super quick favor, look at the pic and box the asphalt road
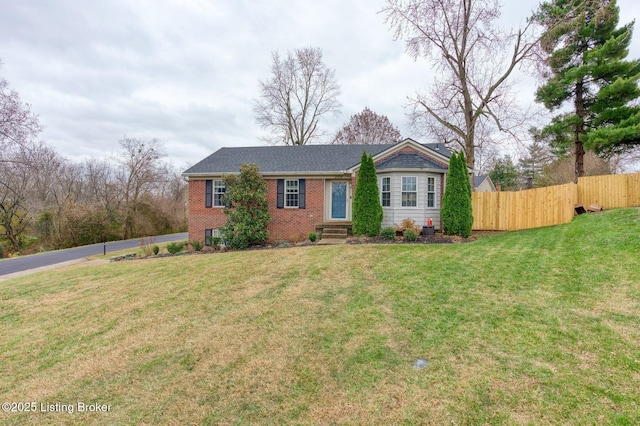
[0,233,188,277]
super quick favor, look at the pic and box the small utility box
[422,226,435,236]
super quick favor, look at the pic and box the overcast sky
[1,0,639,170]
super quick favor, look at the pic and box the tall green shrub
[441,152,473,238]
[352,152,383,237]
[221,163,270,249]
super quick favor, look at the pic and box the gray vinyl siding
[379,172,442,230]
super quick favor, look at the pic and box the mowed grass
[1,209,639,425]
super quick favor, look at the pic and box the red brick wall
[265,178,325,241]
[188,179,227,243]
[187,177,326,243]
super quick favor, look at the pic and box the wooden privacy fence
[578,173,640,209]
[472,172,640,231]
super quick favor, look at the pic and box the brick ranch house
[182,138,463,243]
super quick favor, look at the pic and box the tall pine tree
[518,138,554,187]
[534,0,640,181]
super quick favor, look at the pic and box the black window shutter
[205,229,212,246]
[277,179,284,209]
[205,180,212,208]
[299,179,306,209]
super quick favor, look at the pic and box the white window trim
[213,180,226,207]
[285,179,299,208]
[401,176,418,208]
[426,177,435,208]
[205,228,222,246]
[380,176,391,208]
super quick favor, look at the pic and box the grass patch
[1,209,639,424]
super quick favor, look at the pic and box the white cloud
[0,0,638,168]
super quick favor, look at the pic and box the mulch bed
[346,234,476,245]
[112,232,493,262]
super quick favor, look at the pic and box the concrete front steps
[315,222,352,244]
[322,227,348,239]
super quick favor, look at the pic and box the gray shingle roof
[474,175,488,187]
[376,152,447,170]
[183,141,452,175]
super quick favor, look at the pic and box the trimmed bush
[352,152,383,237]
[166,242,185,254]
[152,245,160,255]
[403,228,418,242]
[380,227,396,240]
[191,240,204,252]
[309,232,317,242]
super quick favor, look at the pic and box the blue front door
[331,182,347,219]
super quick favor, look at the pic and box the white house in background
[474,175,497,192]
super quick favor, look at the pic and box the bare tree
[115,137,167,239]
[332,107,402,145]
[382,0,540,169]
[254,47,341,145]
[539,152,612,187]
[85,157,121,212]
[0,141,55,250]
[0,69,42,157]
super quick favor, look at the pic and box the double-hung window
[381,177,391,207]
[213,180,226,207]
[205,229,221,246]
[285,179,299,208]
[401,177,417,207]
[427,177,435,208]
[277,179,306,209]
[205,179,225,208]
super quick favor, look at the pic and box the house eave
[376,168,447,174]
[182,171,351,179]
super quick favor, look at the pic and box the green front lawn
[1,208,639,424]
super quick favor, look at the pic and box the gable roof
[182,139,452,176]
[474,174,497,191]
[474,175,489,187]
[376,152,447,171]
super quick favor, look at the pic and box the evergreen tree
[352,152,383,236]
[534,0,640,181]
[518,137,554,188]
[489,155,521,191]
[441,152,473,238]
[220,163,270,249]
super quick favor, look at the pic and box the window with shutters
[206,180,226,208]
[277,179,305,209]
